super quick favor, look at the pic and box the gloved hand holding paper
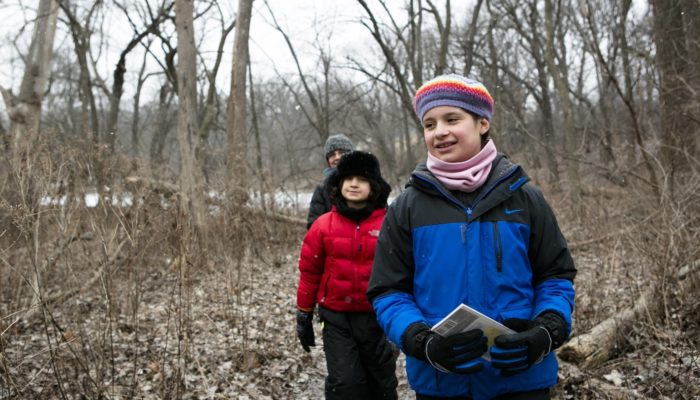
[431,304,515,361]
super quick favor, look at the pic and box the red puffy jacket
[296,207,386,313]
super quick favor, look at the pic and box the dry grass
[1,143,698,399]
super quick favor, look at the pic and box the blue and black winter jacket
[367,155,576,399]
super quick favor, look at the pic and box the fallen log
[557,292,651,369]
[558,261,698,369]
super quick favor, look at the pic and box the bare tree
[543,0,580,195]
[684,0,700,161]
[459,0,485,76]
[195,2,236,177]
[425,0,452,75]
[262,0,336,143]
[149,82,176,171]
[174,0,206,231]
[1,0,59,153]
[651,0,698,189]
[131,39,158,158]
[101,0,175,152]
[574,0,660,192]
[57,0,102,143]
[488,0,561,184]
[0,118,8,152]
[226,0,253,202]
[355,0,423,123]
[354,0,456,173]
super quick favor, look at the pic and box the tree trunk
[544,0,580,196]
[3,0,58,153]
[59,0,101,143]
[618,0,638,165]
[0,118,8,153]
[248,57,268,211]
[226,0,253,204]
[131,45,151,159]
[196,18,236,179]
[519,1,561,184]
[461,0,484,77]
[680,0,700,160]
[651,0,695,188]
[426,0,451,75]
[149,84,174,172]
[174,0,206,232]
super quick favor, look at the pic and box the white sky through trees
[0,0,648,116]
[0,1,470,104]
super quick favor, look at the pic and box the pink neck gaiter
[426,140,497,192]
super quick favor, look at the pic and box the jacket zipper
[320,273,330,304]
[413,165,520,221]
[492,221,503,272]
[353,223,361,303]
[413,167,518,270]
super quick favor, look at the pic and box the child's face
[341,176,371,208]
[327,150,346,168]
[422,106,489,163]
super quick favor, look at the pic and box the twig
[569,209,661,251]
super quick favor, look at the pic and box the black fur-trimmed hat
[328,151,392,208]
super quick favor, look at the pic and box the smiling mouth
[435,142,455,149]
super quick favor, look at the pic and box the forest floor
[1,185,699,399]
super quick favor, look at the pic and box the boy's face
[422,106,489,163]
[341,176,371,208]
[327,150,346,168]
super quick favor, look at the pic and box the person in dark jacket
[367,74,576,400]
[306,134,355,229]
[296,151,398,400]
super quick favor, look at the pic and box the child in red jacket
[295,151,398,400]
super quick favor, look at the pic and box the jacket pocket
[492,222,502,272]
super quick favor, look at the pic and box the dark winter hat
[414,74,494,123]
[328,151,392,207]
[323,134,354,159]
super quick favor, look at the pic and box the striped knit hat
[414,74,494,123]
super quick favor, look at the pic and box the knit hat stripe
[417,90,493,116]
[413,74,494,122]
[416,81,493,105]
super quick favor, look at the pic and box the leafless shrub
[0,136,305,399]
[551,157,700,398]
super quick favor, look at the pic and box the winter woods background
[0,0,698,399]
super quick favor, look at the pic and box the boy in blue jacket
[367,74,576,400]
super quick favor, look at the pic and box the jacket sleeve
[368,197,427,349]
[306,184,328,229]
[296,220,326,311]
[524,185,577,335]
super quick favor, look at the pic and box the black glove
[296,310,315,352]
[490,312,567,376]
[402,323,487,374]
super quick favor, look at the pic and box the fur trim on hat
[327,151,391,208]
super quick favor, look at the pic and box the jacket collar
[408,154,529,221]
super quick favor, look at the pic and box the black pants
[319,307,398,400]
[416,388,550,400]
